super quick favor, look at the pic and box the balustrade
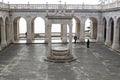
[0,2,120,10]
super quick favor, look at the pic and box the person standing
[87,39,90,48]
[25,32,27,37]
[74,35,77,43]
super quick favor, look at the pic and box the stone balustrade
[0,2,120,10]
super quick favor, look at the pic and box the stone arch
[102,17,107,42]
[87,17,98,40]
[31,16,45,42]
[13,17,27,42]
[5,17,10,44]
[108,17,114,45]
[73,16,80,39]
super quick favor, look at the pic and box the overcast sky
[2,0,99,4]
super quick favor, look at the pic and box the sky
[2,0,100,4]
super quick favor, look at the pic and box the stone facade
[0,3,120,51]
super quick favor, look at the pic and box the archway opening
[103,18,107,42]
[51,24,61,43]
[109,18,114,45]
[72,17,80,42]
[32,17,45,43]
[13,17,27,43]
[84,18,97,42]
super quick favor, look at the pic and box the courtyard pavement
[0,43,120,80]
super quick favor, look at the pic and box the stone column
[80,19,85,42]
[105,20,111,46]
[97,20,104,43]
[112,21,119,50]
[68,23,72,54]
[45,22,49,43]
[47,24,51,57]
[10,19,15,43]
[26,19,32,43]
[31,22,34,40]
[76,22,80,40]
[61,24,67,43]
[1,19,7,48]
[7,21,11,44]
[90,21,94,39]
[61,24,63,40]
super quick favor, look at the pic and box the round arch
[102,17,107,42]
[84,17,98,41]
[31,17,45,43]
[108,17,114,45]
[73,16,81,39]
[89,17,98,39]
[13,17,27,43]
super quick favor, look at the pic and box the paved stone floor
[0,43,120,80]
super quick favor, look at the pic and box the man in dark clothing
[74,35,77,43]
[87,39,90,48]
[25,32,27,37]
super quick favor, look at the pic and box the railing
[9,4,102,10]
[1,2,120,10]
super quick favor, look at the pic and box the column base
[1,41,7,48]
[96,38,104,43]
[0,46,2,51]
[27,39,32,43]
[112,43,120,51]
[105,41,111,46]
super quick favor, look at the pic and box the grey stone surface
[0,43,119,80]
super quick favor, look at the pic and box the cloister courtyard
[0,43,119,80]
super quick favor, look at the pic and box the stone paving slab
[0,43,119,80]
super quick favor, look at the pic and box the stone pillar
[7,20,11,43]
[13,21,19,41]
[90,21,94,39]
[61,24,63,40]
[31,22,34,40]
[45,22,49,43]
[76,22,80,40]
[26,19,32,43]
[1,19,7,48]
[47,24,51,57]
[97,20,104,43]
[80,19,85,42]
[68,23,72,54]
[105,20,111,46]
[16,21,19,40]
[10,19,15,43]
[61,24,67,43]
[112,21,119,50]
